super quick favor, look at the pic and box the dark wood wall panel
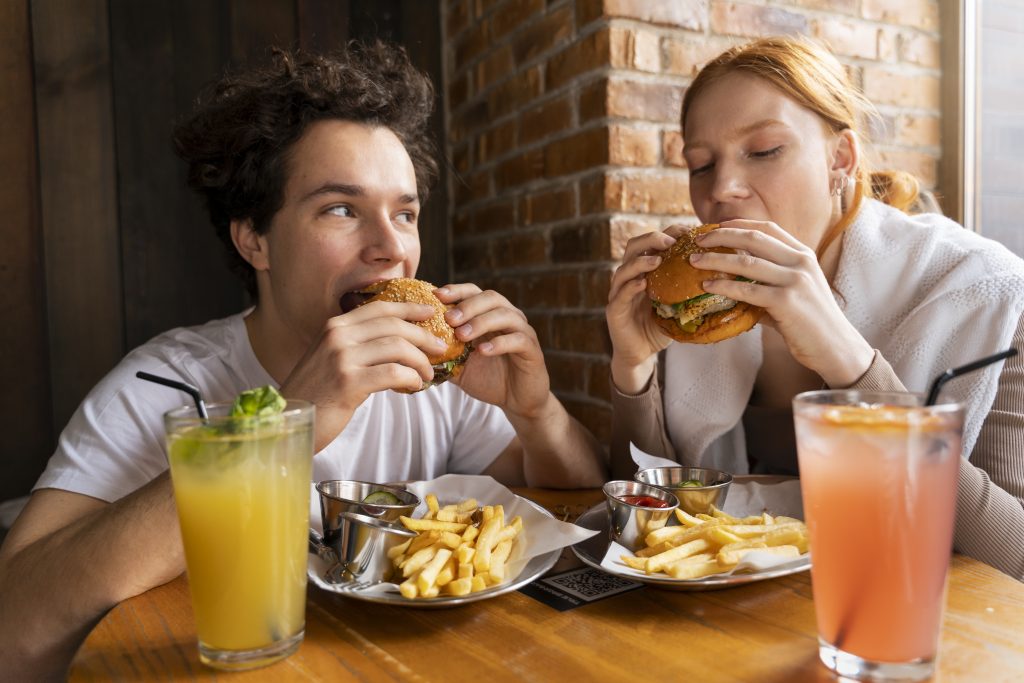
[230,0,299,63]
[110,0,244,351]
[0,1,53,500]
[399,1,450,286]
[297,0,351,52]
[31,0,124,447]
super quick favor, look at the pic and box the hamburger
[340,278,470,391]
[645,224,764,344]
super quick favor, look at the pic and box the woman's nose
[709,163,749,203]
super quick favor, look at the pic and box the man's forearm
[0,475,184,681]
[506,394,607,488]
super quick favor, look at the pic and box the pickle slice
[362,490,402,505]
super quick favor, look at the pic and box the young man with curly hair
[0,42,605,680]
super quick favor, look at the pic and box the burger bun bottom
[653,301,764,344]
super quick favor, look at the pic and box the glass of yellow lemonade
[164,399,314,670]
[793,390,963,682]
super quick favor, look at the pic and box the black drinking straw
[135,371,209,419]
[924,348,1018,406]
[833,346,1017,651]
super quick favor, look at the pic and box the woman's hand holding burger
[607,228,685,394]
[692,219,874,387]
[435,283,552,420]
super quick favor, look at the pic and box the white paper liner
[602,444,809,579]
[309,473,599,594]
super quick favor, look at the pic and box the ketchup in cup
[618,494,670,508]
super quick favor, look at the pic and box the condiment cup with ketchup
[602,480,679,552]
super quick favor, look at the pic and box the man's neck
[243,306,307,385]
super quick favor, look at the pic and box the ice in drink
[793,391,962,681]
[166,400,314,670]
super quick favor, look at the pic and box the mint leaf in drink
[230,386,286,418]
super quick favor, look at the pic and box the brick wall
[442,0,942,444]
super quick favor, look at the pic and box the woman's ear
[230,219,270,271]
[830,128,860,178]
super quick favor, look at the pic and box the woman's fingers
[609,255,660,302]
[621,230,677,262]
[698,220,809,260]
[689,250,794,287]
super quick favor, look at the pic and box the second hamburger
[341,278,470,391]
[645,224,764,344]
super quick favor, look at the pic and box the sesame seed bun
[645,225,764,344]
[359,278,469,391]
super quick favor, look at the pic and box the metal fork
[324,563,378,592]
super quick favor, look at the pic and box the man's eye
[396,211,417,224]
[751,145,783,159]
[688,162,713,177]
[327,205,353,217]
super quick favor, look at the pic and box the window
[943,0,1024,255]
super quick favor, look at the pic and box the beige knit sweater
[610,321,1024,581]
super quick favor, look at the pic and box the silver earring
[831,175,849,197]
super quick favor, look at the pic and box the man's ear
[230,219,269,271]
[830,128,860,178]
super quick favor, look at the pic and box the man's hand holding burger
[435,283,551,417]
[437,283,606,488]
[278,292,449,452]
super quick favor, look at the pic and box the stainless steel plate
[308,496,560,608]
[571,505,810,591]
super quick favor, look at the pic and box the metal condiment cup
[326,511,417,584]
[316,480,420,581]
[634,466,733,515]
[602,480,679,552]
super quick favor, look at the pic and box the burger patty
[654,292,738,326]
[428,345,471,385]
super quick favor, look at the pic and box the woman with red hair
[607,36,1024,580]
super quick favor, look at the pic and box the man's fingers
[452,307,535,344]
[344,336,436,383]
[325,316,449,357]
[331,300,436,326]
[433,282,482,304]
[472,331,535,358]
[445,289,526,330]
[360,363,428,394]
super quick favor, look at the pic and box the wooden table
[69,488,1024,682]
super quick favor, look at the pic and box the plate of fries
[571,476,811,590]
[308,474,598,606]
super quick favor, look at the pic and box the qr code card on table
[518,567,642,611]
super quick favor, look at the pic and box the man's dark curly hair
[173,41,438,299]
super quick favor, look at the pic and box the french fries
[619,505,808,579]
[393,496,524,599]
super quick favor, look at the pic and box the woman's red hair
[681,37,920,258]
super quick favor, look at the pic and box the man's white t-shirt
[35,312,516,503]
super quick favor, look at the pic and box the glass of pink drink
[793,390,963,681]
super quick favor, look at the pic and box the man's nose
[362,214,409,264]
